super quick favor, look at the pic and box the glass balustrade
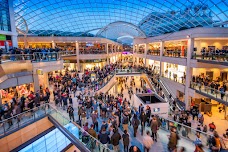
[163,50,187,58]
[0,104,51,137]
[190,82,228,102]
[192,53,228,62]
[49,105,112,152]
[0,104,112,152]
[0,51,76,64]
[79,50,107,54]
[33,52,60,62]
[147,50,160,56]
[0,54,34,63]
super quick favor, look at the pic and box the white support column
[144,43,148,67]
[136,45,139,53]
[76,42,80,72]
[106,43,109,64]
[114,45,117,62]
[8,0,18,48]
[43,72,49,89]
[51,41,56,49]
[159,41,164,75]
[33,74,40,92]
[184,38,194,110]
[111,44,115,53]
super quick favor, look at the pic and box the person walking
[80,106,87,126]
[110,128,121,152]
[98,128,110,151]
[88,124,97,138]
[122,112,129,132]
[151,117,158,142]
[143,131,154,152]
[132,114,140,137]
[122,130,130,152]
[91,110,98,132]
[168,127,179,152]
[67,105,75,122]
[140,111,147,135]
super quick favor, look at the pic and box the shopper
[151,117,158,142]
[122,130,130,152]
[132,114,140,137]
[143,131,154,152]
[168,127,179,152]
[67,105,75,122]
[88,124,97,138]
[122,112,129,132]
[91,110,98,132]
[110,128,121,152]
[140,111,147,132]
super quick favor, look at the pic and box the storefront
[80,59,107,71]
[147,59,160,74]
[164,40,187,57]
[0,34,12,50]
[191,97,228,120]
[0,83,34,104]
[163,63,186,83]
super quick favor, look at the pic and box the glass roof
[13,0,228,43]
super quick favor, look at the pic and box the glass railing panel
[79,50,107,54]
[48,106,112,152]
[33,52,60,62]
[1,54,34,63]
[192,53,228,62]
[0,104,49,137]
[147,50,160,56]
[163,51,187,58]
[159,118,210,148]
[190,82,228,102]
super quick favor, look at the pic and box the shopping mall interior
[0,0,228,152]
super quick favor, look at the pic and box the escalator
[159,77,185,111]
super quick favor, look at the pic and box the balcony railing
[135,50,145,54]
[192,53,228,62]
[0,52,62,64]
[190,81,228,102]
[163,50,187,58]
[79,50,106,54]
[147,50,160,56]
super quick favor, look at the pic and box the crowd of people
[192,74,227,100]
[1,60,228,152]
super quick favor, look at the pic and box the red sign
[0,41,4,46]
[7,40,12,46]
[0,40,12,46]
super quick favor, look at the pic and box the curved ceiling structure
[13,0,227,43]
[96,21,146,44]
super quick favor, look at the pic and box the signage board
[0,35,6,40]
[37,69,43,75]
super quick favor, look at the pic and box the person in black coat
[122,130,130,152]
[140,111,147,135]
[111,128,121,151]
